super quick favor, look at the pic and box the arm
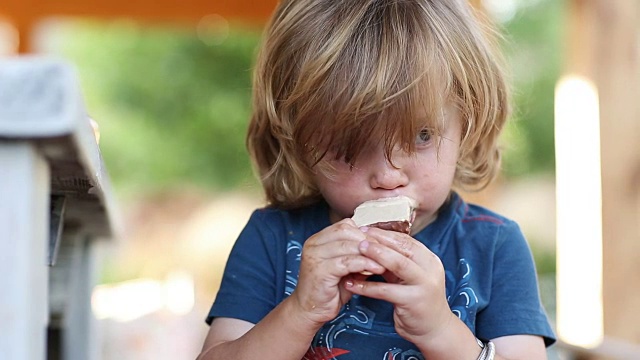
[198,299,320,360]
[198,219,386,360]
[400,312,547,359]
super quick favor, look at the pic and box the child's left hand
[344,226,455,347]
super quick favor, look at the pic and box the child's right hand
[290,219,385,327]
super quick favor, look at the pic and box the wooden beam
[564,0,640,353]
[1,0,278,53]
[2,0,278,22]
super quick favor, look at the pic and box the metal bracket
[48,195,66,266]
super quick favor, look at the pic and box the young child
[198,0,555,359]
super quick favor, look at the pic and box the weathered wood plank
[0,56,121,239]
[0,142,51,359]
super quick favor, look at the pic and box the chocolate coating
[370,220,411,234]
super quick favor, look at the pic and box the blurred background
[1,0,638,359]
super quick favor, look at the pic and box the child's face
[313,102,462,234]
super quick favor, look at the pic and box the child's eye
[415,128,432,145]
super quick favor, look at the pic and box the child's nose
[368,150,410,190]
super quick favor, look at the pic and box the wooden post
[562,0,640,356]
[14,19,32,54]
[0,143,51,360]
[593,0,640,346]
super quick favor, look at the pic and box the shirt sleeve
[206,209,284,325]
[475,220,556,346]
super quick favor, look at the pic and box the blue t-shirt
[207,192,556,358]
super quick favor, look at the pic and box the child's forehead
[412,100,452,123]
[308,93,453,151]
[364,81,454,124]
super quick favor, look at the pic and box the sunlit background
[4,0,637,359]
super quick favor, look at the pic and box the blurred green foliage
[59,20,262,196]
[58,0,562,196]
[500,0,564,177]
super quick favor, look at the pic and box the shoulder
[248,206,289,230]
[244,201,329,241]
[452,193,513,227]
[449,194,537,273]
[442,193,526,255]
[453,193,522,237]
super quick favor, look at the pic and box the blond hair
[247,0,510,208]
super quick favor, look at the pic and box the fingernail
[345,279,354,288]
[359,226,369,233]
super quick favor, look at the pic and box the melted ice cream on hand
[352,196,417,234]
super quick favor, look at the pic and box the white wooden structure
[0,57,119,360]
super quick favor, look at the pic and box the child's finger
[325,254,386,276]
[307,239,367,259]
[357,240,426,284]
[308,219,367,246]
[341,271,375,286]
[362,227,436,272]
[343,277,405,304]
